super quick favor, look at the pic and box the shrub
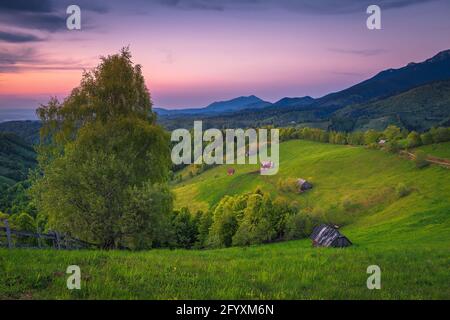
[233,193,277,246]
[195,210,213,248]
[277,178,299,193]
[384,140,400,153]
[406,131,422,148]
[171,207,199,249]
[207,196,239,248]
[284,212,313,240]
[420,132,433,145]
[414,150,429,169]
[395,183,411,198]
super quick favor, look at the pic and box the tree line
[279,125,450,151]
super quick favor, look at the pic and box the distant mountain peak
[426,49,450,63]
[274,96,315,108]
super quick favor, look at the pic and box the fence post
[54,231,61,250]
[36,227,42,249]
[4,219,13,249]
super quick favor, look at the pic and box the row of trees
[280,125,450,150]
[170,189,323,249]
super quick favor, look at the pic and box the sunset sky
[0,0,449,110]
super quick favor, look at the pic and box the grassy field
[416,142,450,159]
[1,140,449,299]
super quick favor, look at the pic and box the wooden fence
[400,151,450,169]
[0,219,97,250]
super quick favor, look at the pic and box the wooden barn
[310,224,352,248]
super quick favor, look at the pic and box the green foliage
[10,212,35,232]
[414,150,429,169]
[233,193,277,246]
[429,127,450,143]
[383,125,402,141]
[364,129,381,145]
[196,210,213,248]
[284,212,314,240]
[0,180,36,216]
[277,178,299,193]
[384,140,400,153]
[203,190,301,248]
[171,207,199,249]
[406,131,422,148]
[207,196,239,248]
[0,121,41,145]
[31,49,172,249]
[420,131,433,145]
[0,133,36,188]
[121,183,174,250]
[395,183,411,198]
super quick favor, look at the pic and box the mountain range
[157,49,450,131]
[1,49,450,135]
[154,95,272,116]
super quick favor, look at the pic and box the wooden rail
[400,151,450,169]
[0,219,97,250]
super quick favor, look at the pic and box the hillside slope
[335,80,450,131]
[313,49,450,109]
[173,140,450,244]
[0,133,36,187]
[0,121,41,145]
[1,140,448,299]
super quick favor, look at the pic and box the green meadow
[417,142,450,159]
[1,140,449,299]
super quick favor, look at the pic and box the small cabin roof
[310,224,352,247]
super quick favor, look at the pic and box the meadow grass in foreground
[1,140,448,300]
[0,240,448,300]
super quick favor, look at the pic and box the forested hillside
[0,133,36,187]
[0,121,41,145]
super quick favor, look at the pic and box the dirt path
[400,151,450,168]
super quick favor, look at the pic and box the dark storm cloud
[0,0,53,13]
[157,0,437,13]
[0,0,108,32]
[0,30,44,43]
[0,13,67,32]
[0,47,89,73]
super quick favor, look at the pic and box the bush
[384,140,400,153]
[406,131,422,148]
[420,132,433,145]
[171,207,198,249]
[284,212,313,240]
[395,183,411,198]
[277,178,299,193]
[207,196,239,248]
[414,150,429,169]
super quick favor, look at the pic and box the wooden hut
[310,224,352,248]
